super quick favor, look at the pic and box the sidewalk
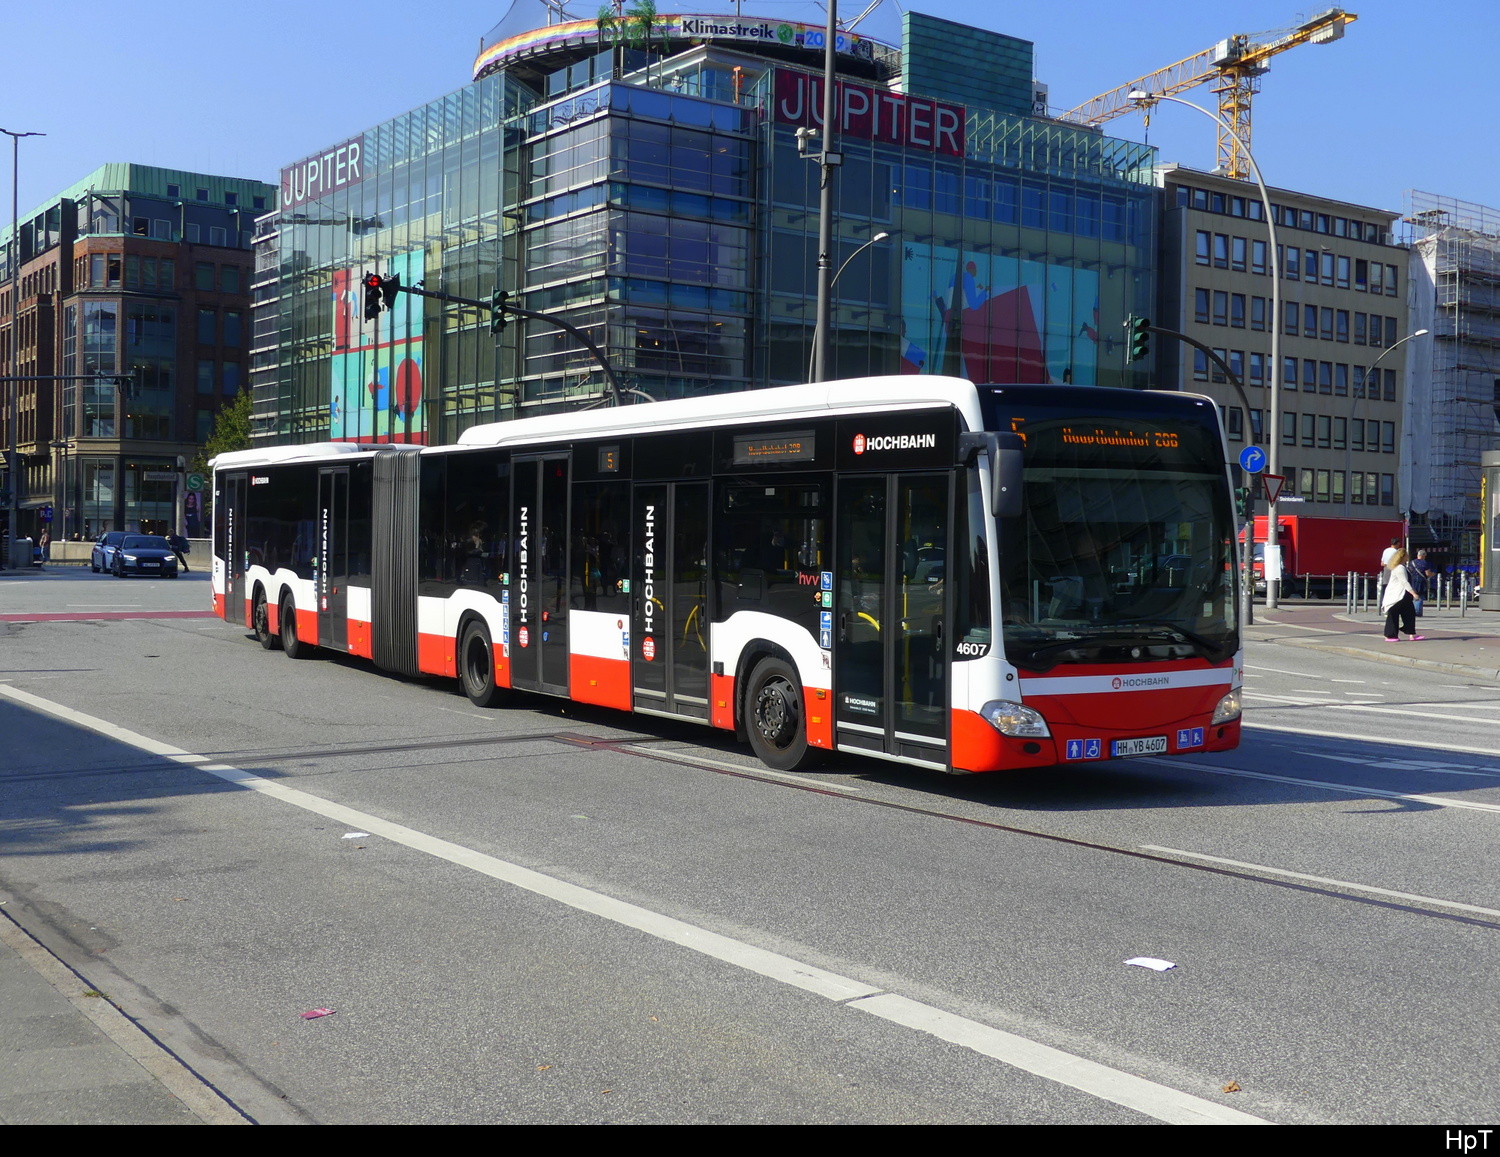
[1244,600,1500,681]
[0,909,245,1125]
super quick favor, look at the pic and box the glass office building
[251,3,1157,447]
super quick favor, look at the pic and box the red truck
[1241,514,1405,596]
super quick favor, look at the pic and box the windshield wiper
[1112,620,1228,656]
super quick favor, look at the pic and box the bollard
[1462,577,1469,617]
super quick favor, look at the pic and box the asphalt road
[2,570,1498,1124]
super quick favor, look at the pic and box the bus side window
[714,481,824,623]
[954,466,992,647]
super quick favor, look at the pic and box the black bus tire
[280,596,314,659]
[744,656,823,772]
[459,620,509,708]
[254,589,280,650]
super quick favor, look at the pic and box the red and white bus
[211,377,1242,773]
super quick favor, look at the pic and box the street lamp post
[2,127,44,568]
[1345,327,1427,522]
[48,438,68,543]
[1128,93,1284,606]
[810,0,839,383]
[809,230,890,381]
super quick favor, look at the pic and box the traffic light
[380,273,402,312]
[1127,314,1151,363]
[363,273,383,321]
[1234,485,1253,522]
[491,289,510,335]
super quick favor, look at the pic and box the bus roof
[211,442,376,471]
[454,376,982,450]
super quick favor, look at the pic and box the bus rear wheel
[281,596,315,659]
[254,590,280,650]
[459,620,508,708]
[745,657,821,772]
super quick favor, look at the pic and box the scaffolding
[1404,190,1500,561]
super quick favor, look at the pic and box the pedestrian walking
[38,528,50,563]
[1377,536,1400,601]
[1381,548,1424,641]
[167,532,191,573]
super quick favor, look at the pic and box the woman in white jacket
[1381,549,1425,641]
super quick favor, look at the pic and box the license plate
[1112,736,1168,757]
[143,560,159,567]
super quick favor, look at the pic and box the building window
[1231,236,1247,271]
[221,265,241,294]
[1300,467,1316,497]
[1383,368,1397,402]
[1283,410,1297,446]
[1382,421,1396,453]
[1381,474,1395,506]
[1304,304,1317,338]
[1212,290,1228,326]
[1303,359,1317,390]
[1320,307,1334,341]
[1319,361,1333,394]
[1301,412,1315,447]
[1194,288,1211,324]
[1229,349,1245,384]
[185,223,200,243]
[252,196,266,211]
[1386,265,1398,296]
[1354,258,1368,291]
[1316,414,1331,448]
[1211,348,1227,383]
[197,308,215,344]
[197,409,214,441]
[1283,356,1298,389]
[196,188,210,202]
[1335,364,1349,396]
[1315,469,1330,502]
[1321,252,1335,285]
[1249,409,1264,440]
[195,261,214,291]
[1230,294,1246,328]
[1227,407,1244,441]
[1213,233,1229,268]
[1351,471,1364,504]
[1334,417,1347,449]
[1351,421,1365,452]
[1193,348,1208,381]
[1284,301,1298,336]
[1251,296,1266,331]
[223,311,242,346]
[1370,262,1384,295]
[1251,239,1267,274]
[1285,246,1300,280]
[225,192,238,207]
[1354,313,1366,344]
[1336,310,1349,343]
[132,217,150,236]
[222,362,240,395]
[197,360,214,394]
[1337,255,1350,289]
[166,183,180,198]
[209,226,227,247]
[1249,351,1265,386]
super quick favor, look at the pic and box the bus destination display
[733,430,816,466]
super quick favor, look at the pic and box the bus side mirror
[959,432,1025,519]
[992,433,1024,519]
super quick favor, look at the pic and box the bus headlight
[980,700,1051,738]
[1211,689,1242,724]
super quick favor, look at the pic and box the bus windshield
[982,389,1238,671]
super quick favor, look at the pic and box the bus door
[222,472,247,625]
[631,481,710,719]
[511,454,571,695]
[834,473,953,768]
[317,467,350,651]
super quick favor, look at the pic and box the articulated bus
[211,377,1242,773]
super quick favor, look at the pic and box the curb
[0,908,250,1125]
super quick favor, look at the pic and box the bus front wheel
[459,620,508,708]
[745,657,821,772]
[254,590,280,651]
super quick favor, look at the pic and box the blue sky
[2,0,1493,222]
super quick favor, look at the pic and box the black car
[108,534,180,579]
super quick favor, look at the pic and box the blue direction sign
[1238,445,1268,474]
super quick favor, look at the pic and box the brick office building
[0,163,276,541]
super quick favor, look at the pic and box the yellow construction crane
[1060,9,1358,180]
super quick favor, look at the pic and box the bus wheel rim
[756,678,796,747]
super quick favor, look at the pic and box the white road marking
[1329,679,1367,684]
[0,683,1264,1126]
[1143,756,1500,814]
[1245,720,1500,759]
[1245,695,1500,726]
[1139,846,1500,921]
[628,745,863,794]
[1244,663,1324,677]
[1294,751,1500,778]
